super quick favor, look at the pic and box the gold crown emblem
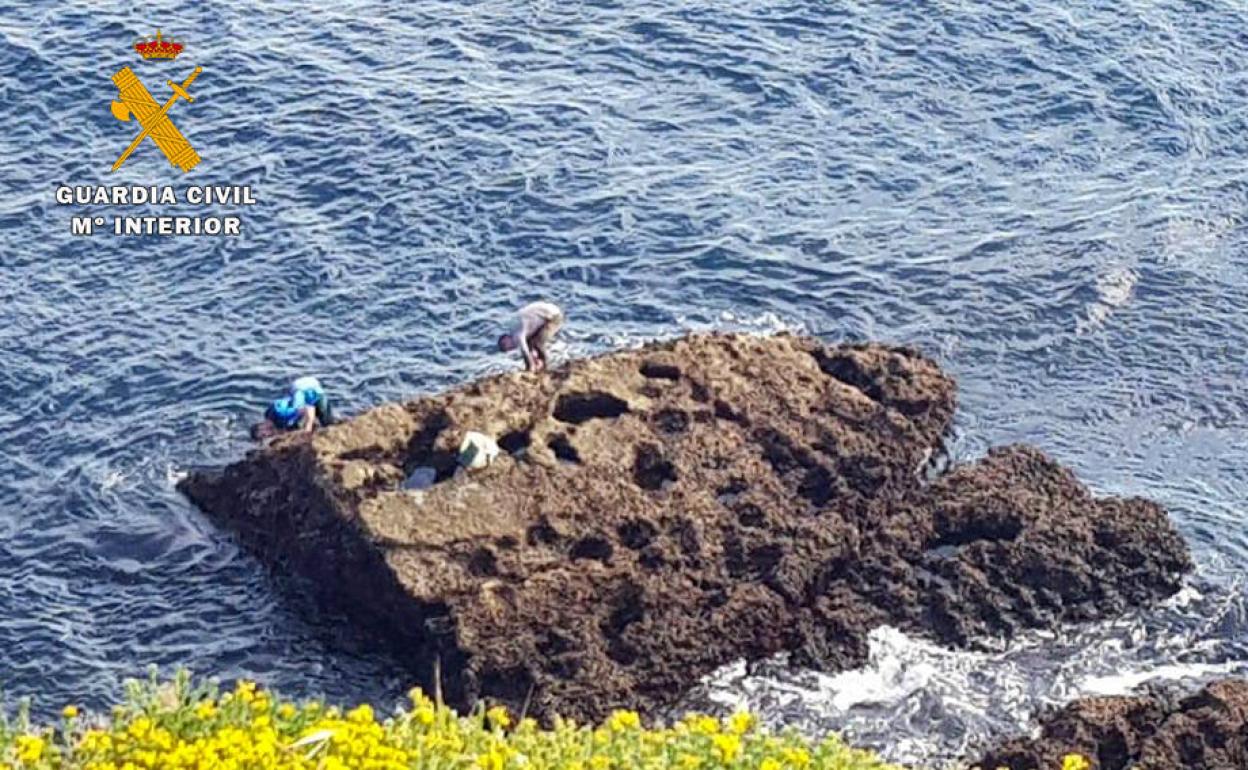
[134,29,184,60]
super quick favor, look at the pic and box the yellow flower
[1063,755,1091,770]
[712,733,741,762]
[234,679,257,703]
[409,687,433,708]
[128,716,153,738]
[0,673,902,770]
[685,715,720,735]
[347,703,375,724]
[607,710,641,732]
[486,705,511,729]
[78,728,113,752]
[726,711,753,735]
[477,747,507,770]
[15,735,45,763]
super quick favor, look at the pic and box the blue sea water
[2,0,1247,764]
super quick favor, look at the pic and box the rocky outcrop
[179,333,1191,721]
[975,678,1248,769]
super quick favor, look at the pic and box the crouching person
[498,300,564,372]
[250,376,333,440]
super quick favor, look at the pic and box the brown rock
[178,332,1191,721]
[975,679,1248,770]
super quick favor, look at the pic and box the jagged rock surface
[179,333,1191,721]
[975,679,1248,769]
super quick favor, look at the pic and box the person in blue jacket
[250,376,333,440]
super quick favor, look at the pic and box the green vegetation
[0,670,902,769]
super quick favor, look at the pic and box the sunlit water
[2,0,1247,765]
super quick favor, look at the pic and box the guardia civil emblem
[110,30,202,173]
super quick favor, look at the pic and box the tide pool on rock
[178,333,1192,723]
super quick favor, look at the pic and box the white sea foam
[1080,661,1245,696]
[680,578,1248,768]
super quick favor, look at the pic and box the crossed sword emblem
[110,66,203,173]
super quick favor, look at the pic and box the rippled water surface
[2,0,1247,764]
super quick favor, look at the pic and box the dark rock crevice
[553,392,630,424]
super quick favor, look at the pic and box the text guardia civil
[55,185,255,236]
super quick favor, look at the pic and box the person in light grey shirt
[498,301,564,372]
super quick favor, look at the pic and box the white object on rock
[458,431,500,471]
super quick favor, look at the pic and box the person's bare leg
[534,338,550,369]
[530,314,562,371]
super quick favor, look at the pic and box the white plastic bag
[458,431,500,471]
